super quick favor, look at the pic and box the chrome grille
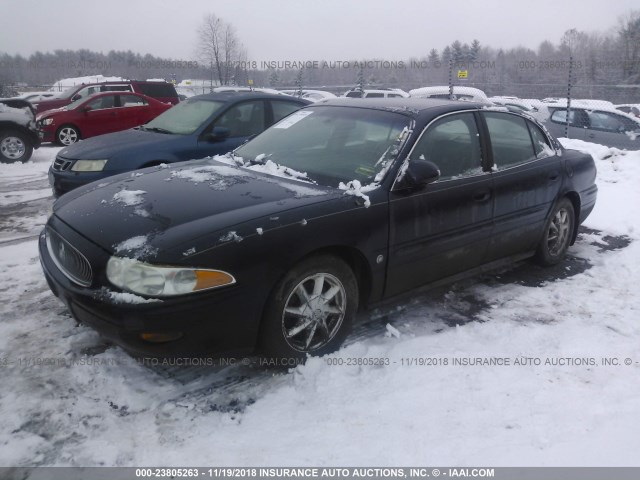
[46,228,92,287]
[52,157,73,171]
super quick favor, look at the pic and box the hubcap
[547,207,571,256]
[282,273,346,352]
[58,128,78,145]
[0,136,26,160]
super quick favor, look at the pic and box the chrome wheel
[547,207,571,256]
[282,273,346,352]
[57,126,79,145]
[0,136,26,160]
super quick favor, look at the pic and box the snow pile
[111,189,146,207]
[0,103,33,126]
[219,231,243,243]
[106,290,161,305]
[112,235,157,259]
[48,75,125,91]
[338,180,376,207]
[113,235,149,253]
[169,165,249,190]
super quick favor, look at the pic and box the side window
[214,101,265,137]
[271,101,302,124]
[87,95,116,110]
[411,112,483,180]
[120,94,148,107]
[550,108,589,128]
[484,112,536,169]
[76,86,101,100]
[102,85,132,93]
[364,92,384,98]
[587,111,636,133]
[550,109,570,124]
[527,122,553,158]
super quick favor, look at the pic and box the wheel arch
[259,244,373,322]
[563,191,581,245]
[302,245,373,307]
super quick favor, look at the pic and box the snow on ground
[0,141,639,467]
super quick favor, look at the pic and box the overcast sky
[1,0,637,61]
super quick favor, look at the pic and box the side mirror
[394,158,440,191]
[81,105,93,113]
[206,126,231,143]
[72,94,81,101]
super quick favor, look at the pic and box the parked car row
[48,92,310,195]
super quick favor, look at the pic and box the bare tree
[618,10,640,81]
[197,13,247,87]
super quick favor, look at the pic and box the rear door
[116,94,151,128]
[481,111,562,262]
[386,111,494,296]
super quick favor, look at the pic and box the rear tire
[260,255,358,361]
[534,198,575,266]
[0,130,33,163]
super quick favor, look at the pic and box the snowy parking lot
[1,141,639,466]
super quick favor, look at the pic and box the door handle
[587,133,595,138]
[473,191,491,202]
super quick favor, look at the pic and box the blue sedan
[48,92,309,196]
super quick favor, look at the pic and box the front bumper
[38,126,56,143]
[38,222,264,358]
[48,166,113,197]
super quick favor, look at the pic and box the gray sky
[0,0,637,61]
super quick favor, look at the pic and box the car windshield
[233,106,411,186]
[144,98,225,135]
[56,86,80,100]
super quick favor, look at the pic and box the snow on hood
[0,103,33,126]
[52,157,337,260]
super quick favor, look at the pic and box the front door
[386,111,494,297]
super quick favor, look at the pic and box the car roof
[312,97,485,117]
[188,91,311,103]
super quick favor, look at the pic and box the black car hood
[57,129,182,159]
[53,158,339,258]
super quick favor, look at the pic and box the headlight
[41,118,54,126]
[106,256,236,297]
[71,159,108,172]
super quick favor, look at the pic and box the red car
[37,92,173,145]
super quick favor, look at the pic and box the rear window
[135,83,178,99]
[484,112,536,169]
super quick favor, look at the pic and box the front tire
[0,130,33,163]
[260,255,358,360]
[56,125,80,145]
[534,198,575,266]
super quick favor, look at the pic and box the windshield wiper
[141,126,173,134]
